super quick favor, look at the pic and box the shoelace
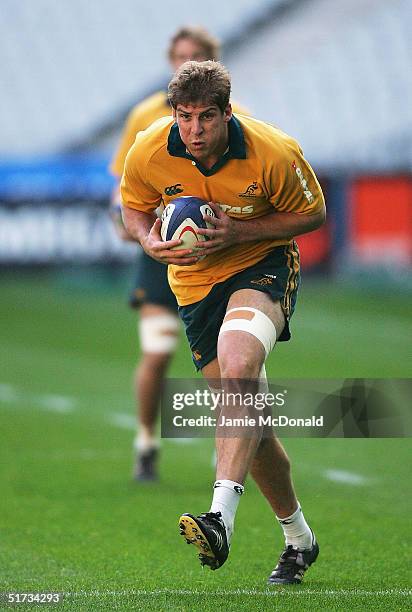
[199,511,222,524]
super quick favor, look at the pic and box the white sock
[276,503,313,549]
[134,431,159,453]
[210,480,244,544]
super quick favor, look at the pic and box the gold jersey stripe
[283,241,300,317]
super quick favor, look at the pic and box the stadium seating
[0,0,410,171]
[0,0,285,156]
[229,0,412,171]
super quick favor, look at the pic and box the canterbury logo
[164,183,183,196]
[214,482,244,495]
[279,508,300,525]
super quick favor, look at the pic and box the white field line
[65,588,411,597]
[0,382,76,413]
[107,412,136,430]
[0,383,19,402]
[0,383,196,444]
[35,394,76,413]
[323,469,373,485]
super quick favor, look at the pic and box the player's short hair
[168,61,231,112]
[168,26,221,61]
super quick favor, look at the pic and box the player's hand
[142,218,201,266]
[196,201,240,254]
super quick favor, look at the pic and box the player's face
[173,103,232,167]
[170,39,209,71]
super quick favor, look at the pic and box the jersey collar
[167,115,246,177]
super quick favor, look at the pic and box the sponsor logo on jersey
[219,203,254,215]
[239,181,259,198]
[164,183,183,196]
[292,161,314,203]
[192,350,202,361]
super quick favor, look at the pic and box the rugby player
[121,61,325,584]
[110,27,247,481]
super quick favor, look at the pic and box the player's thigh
[202,357,221,381]
[226,289,285,335]
[202,291,285,377]
[217,290,284,374]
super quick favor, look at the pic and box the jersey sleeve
[268,138,325,215]
[120,140,163,213]
[231,100,252,117]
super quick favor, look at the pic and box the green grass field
[1,271,411,611]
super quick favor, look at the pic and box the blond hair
[168,26,221,61]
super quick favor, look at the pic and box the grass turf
[0,271,411,610]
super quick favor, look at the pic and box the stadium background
[1,0,411,610]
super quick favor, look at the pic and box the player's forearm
[234,207,326,242]
[122,206,157,245]
[109,186,136,242]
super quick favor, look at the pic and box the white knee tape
[139,314,179,354]
[218,307,277,358]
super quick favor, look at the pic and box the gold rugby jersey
[121,114,325,306]
[110,91,250,177]
[110,91,170,177]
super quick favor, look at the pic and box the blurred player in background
[110,26,248,481]
[121,61,325,584]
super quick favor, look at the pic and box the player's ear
[223,104,232,123]
[172,107,177,120]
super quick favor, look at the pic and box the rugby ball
[160,196,215,251]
